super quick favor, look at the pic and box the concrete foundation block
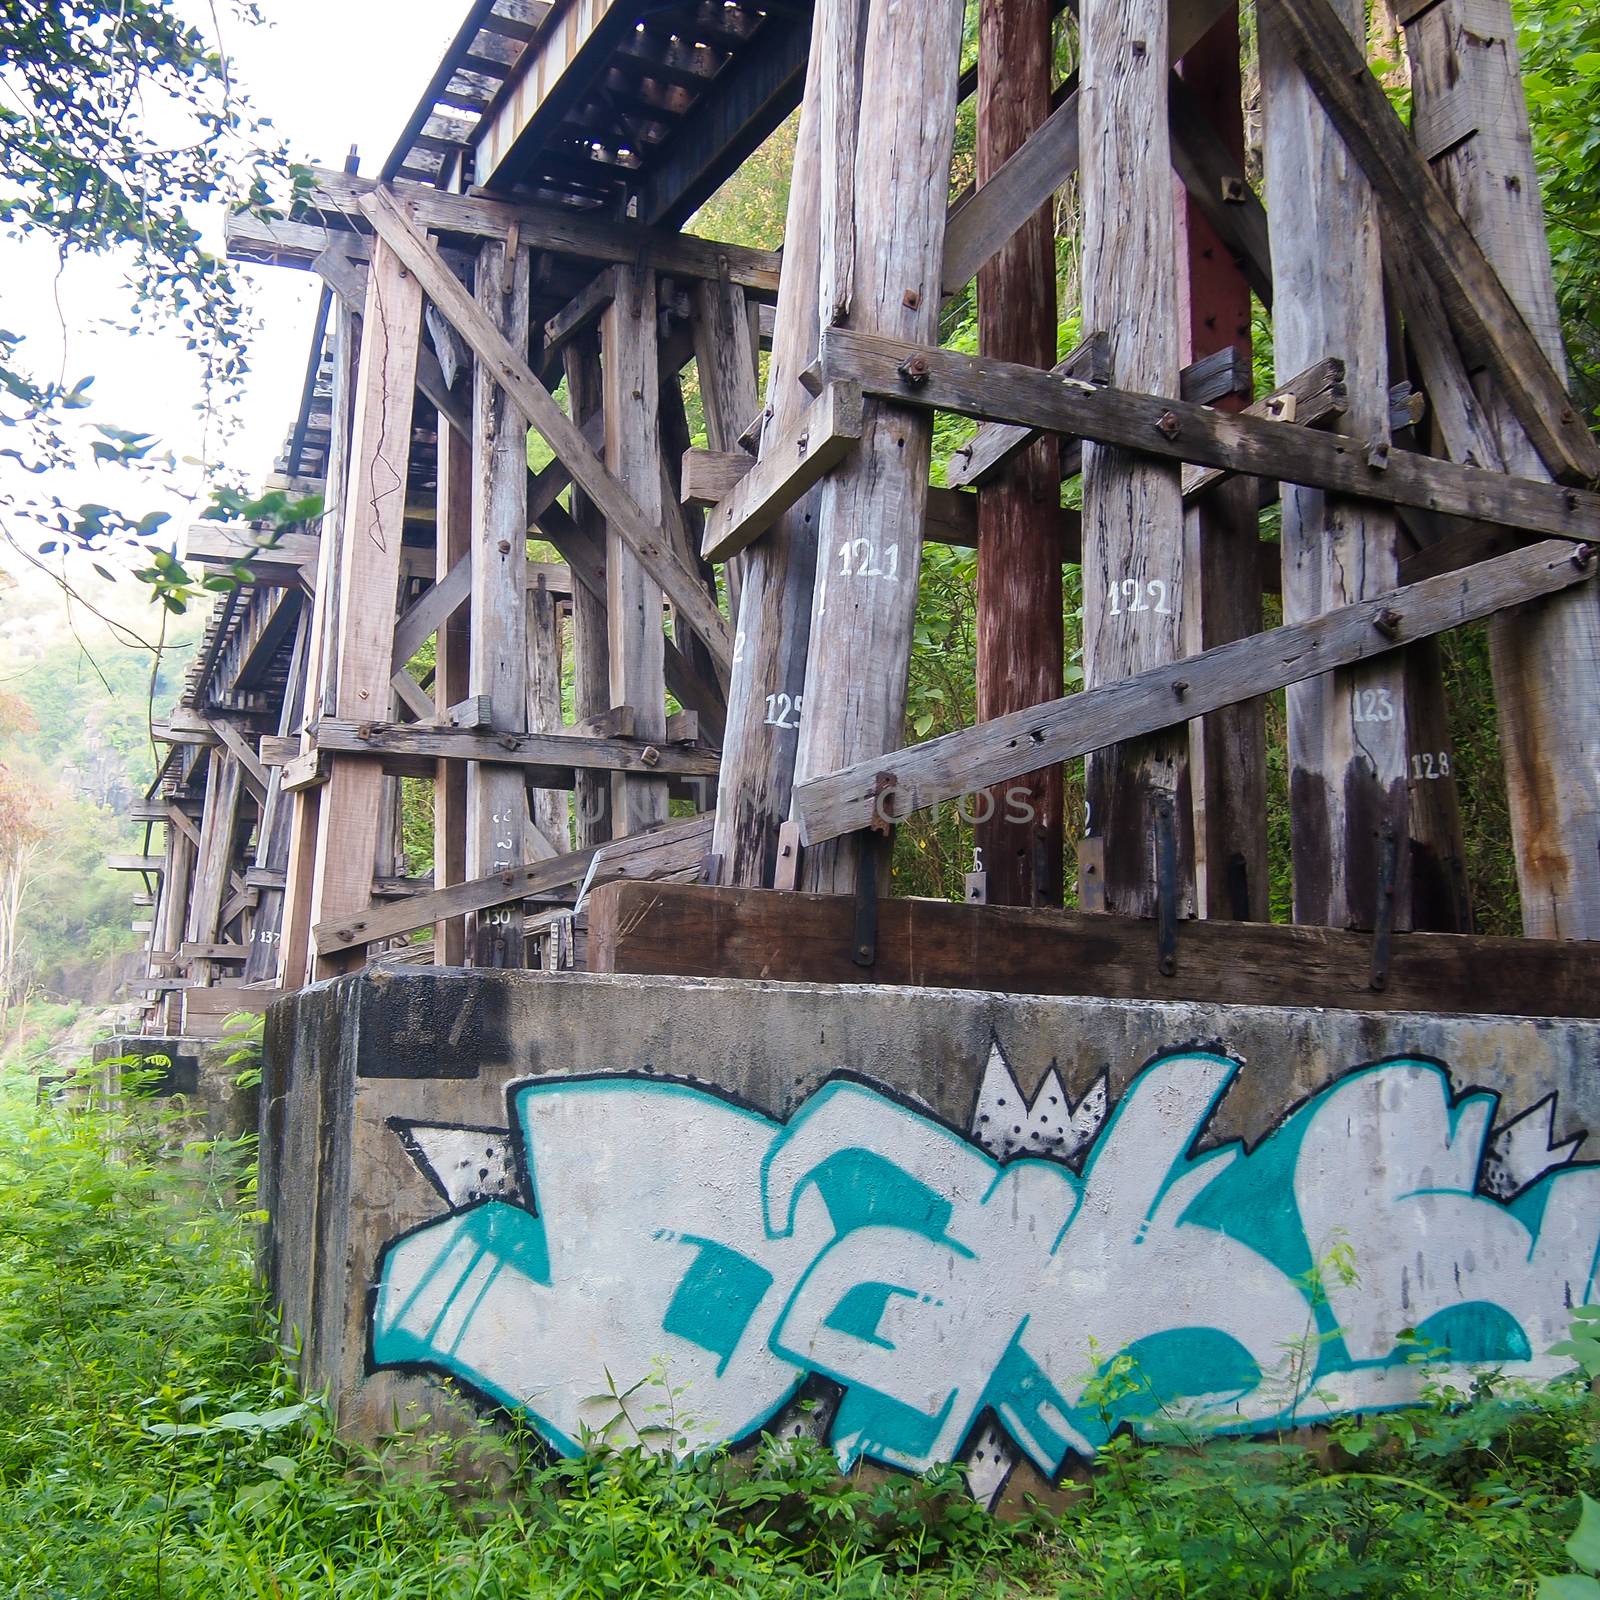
[263,969,1600,1510]
[89,1034,258,1147]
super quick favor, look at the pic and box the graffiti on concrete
[371,1045,1599,1501]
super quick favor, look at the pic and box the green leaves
[1551,1304,1600,1378]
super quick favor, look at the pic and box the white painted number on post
[1106,578,1172,617]
[837,539,900,581]
[1411,751,1452,779]
[764,692,803,730]
[1353,687,1396,722]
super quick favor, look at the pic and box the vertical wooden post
[973,0,1063,908]
[526,572,567,850]
[1079,0,1193,918]
[794,0,966,895]
[1406,0,1600,939]
[307,235,422,978]
[658,360,725,704]
[244,602,311,983]
[1176,7,1269,921]
[185,752,243,986]
[433,416,472,964]
[276,299,359,989]
[602,266,670,836]
[710,11,833,888]
[691,277,761,625]
[563,330,612,850]
[1262,0,1410,930]
[157,825,195,1024]
[467,238,532,965]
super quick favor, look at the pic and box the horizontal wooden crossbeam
[791,540,1596,845]
[311,717,720,784]
[227,166,781,296]
[312,811,714,954]
[587,879,1600,1020]
[816,329,1599,541]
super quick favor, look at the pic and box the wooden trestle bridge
[118,0,1600,1036]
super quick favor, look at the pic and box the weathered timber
[108,854,165,873]
[562,330,613,851]
[312,812,715,954]
[1080,0,1192,918]
[184,752,244,985]
[586,878,1600,1020]
[1258,0,1600,486]
[467,234,534,963]
[306,238,421,979]
[933,332,1109,490]
[816,330,1600,541]
[794,0,966,894]
[1179,357,1347,499]
[791,541,1595,844]
[359,188,733,674]
[690,277,761,618]
[699,383,864,563]
[1179,5,1269,923]
[527,568,568,857]
[433,405,472,968]
[185,525,319,584]
[602,265,673,837]
[1406,0,1600,940]
[1263,0,1409,930]
[710,4,831,889]
[205,718,269,803]
[233,166,782,295]
[973,0,1063,908]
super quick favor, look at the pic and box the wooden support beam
[793,0,966,895]
[1079,0,1192,918]
[973,0,1063,909]
[107,854,164,873]
[690,276,761,619]
[312,812,714,956]
[791,541,1596,845]
[178,942,248,963]
[312,718,720,782]
[587,878,1600,1021]
[467,233,533,964]
[205,717,269,804]
[1263,0,1410,930]
[392,554,471,668]
[1178,4,1269,924]
[699,382,864,564]
[1404,0,1600,940]
[710,7,833,889]
[184,751,244,984]
[306,237,422,979]
[359,186,734,675]
[816,330,1600,541]
[1258,0,1600,487]
[602,265,672,836]
[230,166,782,295]
[433,412,472,965]
[185,525,319,586]
[164,803,202,851]
[562,330,613,851]
[527,567,568,856]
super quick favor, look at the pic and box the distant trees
[0,0,302,588]
[0,696,43,1029]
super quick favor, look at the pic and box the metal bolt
[1156,410,1182,441]
[640,745,661,768]
[897,353,931,386]
[1171,679,1189,699]
[902,288,921,310]
[1373,607,1403,641]
[497,539,512,554]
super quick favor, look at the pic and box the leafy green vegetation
[1,1053,1598,1598]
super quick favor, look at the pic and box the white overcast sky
[0,0,462,617]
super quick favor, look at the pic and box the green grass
[0,1064,1596,1598]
